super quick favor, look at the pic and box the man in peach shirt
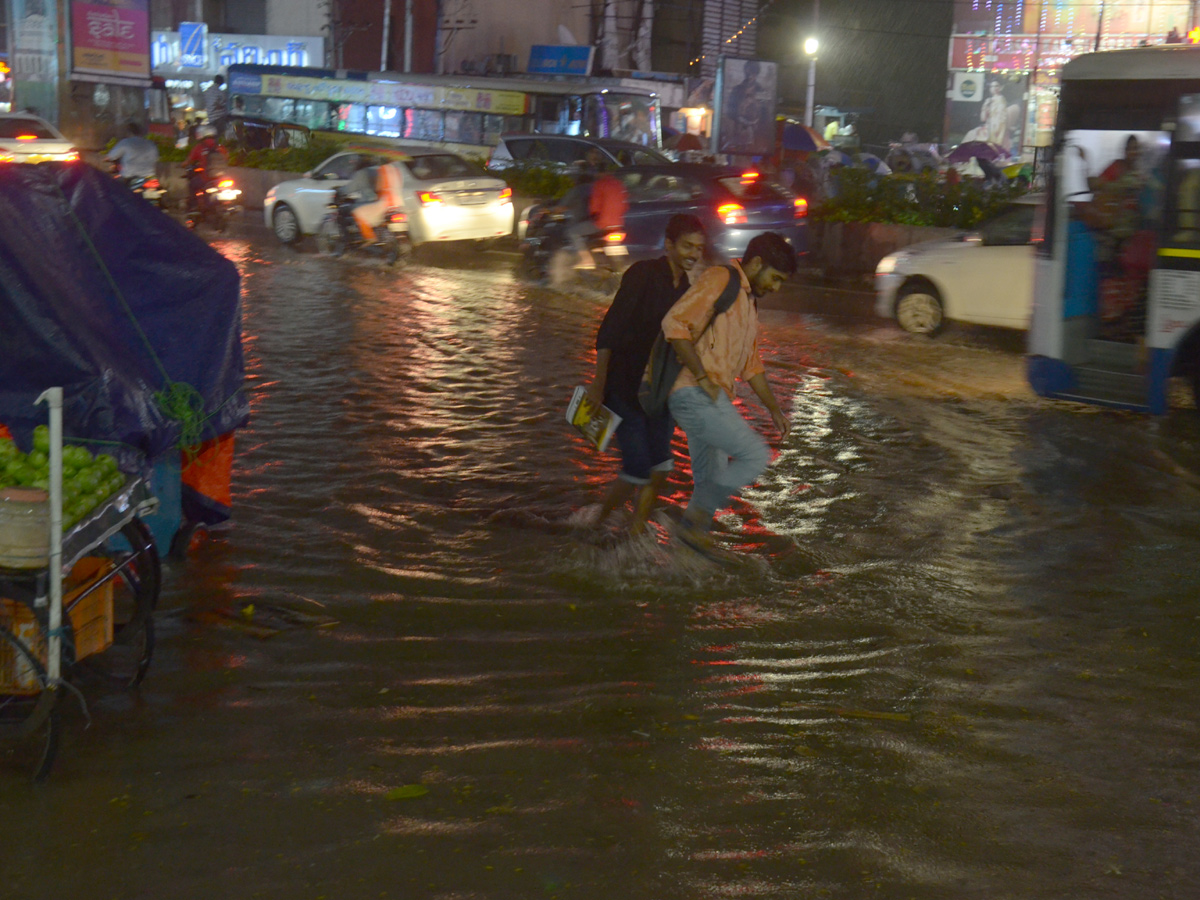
[660,232,796,555]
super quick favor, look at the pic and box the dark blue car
[613,164,808,263]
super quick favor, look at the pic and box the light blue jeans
[668,386,771,528]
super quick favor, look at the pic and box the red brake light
[418,191,444,207]
[388,210,407,223]
[604,231,626,243]
[718,202,747,225]
[793,196,808,218]
[218,179,234,188]
[498,187,512,202]
[144,178,160,189]
[741,170,760,180]
[16,134,38,141]
[64,151,80,162]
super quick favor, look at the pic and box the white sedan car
[875,199,1038,335]
[264,147,512,246]
[0,113,80,164]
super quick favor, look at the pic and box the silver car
[265,147,513,246]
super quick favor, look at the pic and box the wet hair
[743,232,797,275]
[213,74,225,87]
[665,213,706,243]
[126,121,143,137]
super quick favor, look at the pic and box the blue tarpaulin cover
[0,162,248,465]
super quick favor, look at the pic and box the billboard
[715,57,777,156]
[945,71,1028,156]
[11,0,60,122]
[70,0,151,86]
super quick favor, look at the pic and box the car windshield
[716,175,793,202]
[406,154,482,180]
[0,119,60,140]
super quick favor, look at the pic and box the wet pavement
[3,221,1200,900]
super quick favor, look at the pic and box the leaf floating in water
[385,785,429,801]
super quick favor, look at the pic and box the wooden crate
[1,558,115,694]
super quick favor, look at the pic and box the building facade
[946,0,1195,154]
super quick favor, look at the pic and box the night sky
[757,0,956,148]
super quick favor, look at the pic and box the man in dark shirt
[586,214,708,536]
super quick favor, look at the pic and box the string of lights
[688,0,780,68]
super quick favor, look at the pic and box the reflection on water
[4,242,1200,900]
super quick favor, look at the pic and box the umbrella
[946,140,1010,164]
[666,132,705,152]
[820,148,853,167]
[782,123,830,153]
[856,152,890,175]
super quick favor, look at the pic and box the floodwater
[4,229,1200,900]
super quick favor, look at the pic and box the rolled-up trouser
[668,386,771,527]
[353,199,388,240]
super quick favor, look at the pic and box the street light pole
[804,0,820,128]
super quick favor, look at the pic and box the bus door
[1147,93,1200,411]
[1033,126,1169,409]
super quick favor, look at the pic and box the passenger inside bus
[1066,132,1167,341]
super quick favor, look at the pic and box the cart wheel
[0,630,60,782]
[74,519,159,688]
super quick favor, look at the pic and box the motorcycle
[110,162,168,209]
[316,192,412,266]
[518,202,628,284]
[184,163,241,232]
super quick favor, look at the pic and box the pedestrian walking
[586,214,708,536]
[661,231,796,556]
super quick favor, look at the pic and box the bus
[1029,44,1200,413]
[225,64,663,158]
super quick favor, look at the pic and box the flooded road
[4,226,1200,900]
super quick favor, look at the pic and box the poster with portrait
[944,70,1028,158]
[70,0,152,85]
[716,57,777,156]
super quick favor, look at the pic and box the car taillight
[145,178,160,189]
[0,153,13,164]
[604,231,626,243]
[498,187,512,203]
[793,196,808,218]
[740,170,760,185]
[16,134,38,141]
[218,179,234,188]
[718,202,746,225]
[388,210,407,223]
[64,151,80,162]
[418,191,444,207]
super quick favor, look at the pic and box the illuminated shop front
[946,0,1193,155]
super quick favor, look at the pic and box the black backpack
[638,264,741,417]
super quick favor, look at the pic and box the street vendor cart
[1,391,161,779]
[0,161,248,779]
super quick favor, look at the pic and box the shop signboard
[70,0,151,86]
[527,45,594,76]
[152,31,324,78]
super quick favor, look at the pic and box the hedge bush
[814,168,1028,230]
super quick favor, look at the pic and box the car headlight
[875,254,903,275]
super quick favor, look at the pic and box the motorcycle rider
[185,125,227,213]
[350,159,405,243]
[105,121,159,186]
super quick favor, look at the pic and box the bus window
[404,109,444,142]
[444,111,482,146]
[535,96,569,134]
